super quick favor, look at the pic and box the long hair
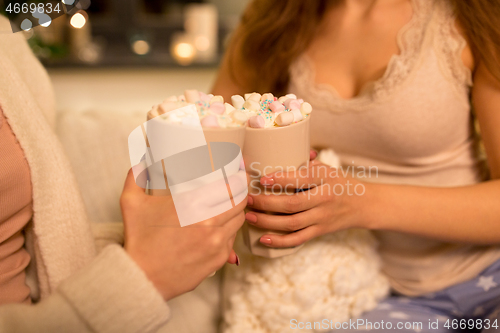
[227,0,500,95]
[226,0,332,96]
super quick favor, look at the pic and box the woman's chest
[306,0,414,100]
[293,59,473,162]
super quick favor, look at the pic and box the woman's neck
[335,0,409,18]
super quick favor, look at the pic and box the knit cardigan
[0,16,170,332]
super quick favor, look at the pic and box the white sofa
[53,68,221,333]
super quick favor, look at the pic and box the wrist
[125,245,173,301]
[353,181,383,231]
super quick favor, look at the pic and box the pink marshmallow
[269,101,285,113]
[248,115,265,128]
[284,99,301,110]
[209,102,225,114]
[199,92,211,102]
[201,115,220,128]
[297,99,304,104]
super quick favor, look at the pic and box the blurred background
[0,0,252,226]
[17,0,250,113]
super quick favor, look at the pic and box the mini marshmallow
[244,93,253,100]
[285,93,297,100]
[246,111,258,118]
[224,103,236,114]
[201,115,220,128]
[278,96,288,103]
[164,95,178,102]
[231,95,245,109]
[209,102,225,115]
[261,93,274,102]
[300,102,313,115]
[210,95,224,104]
[149,105,160,117]
[243,100,261,111]
[159,101,181,114]
[291,109,304,122]
[275,112,294,127]
[165,112,182,123]
[231,110,248,124]
[199,92,211,102]
[269,101,285,113]
[184,90,200,103]
[248,93,262,102]
[248,115,265,128]
[284,99,301,110]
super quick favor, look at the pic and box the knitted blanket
[222,150,389,333]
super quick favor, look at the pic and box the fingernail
[245,212,257,224]
[260,177,274,186]
[310,149,318,160]
[235,254,240,266]
[260,236,272,245]
[247,196,254,205]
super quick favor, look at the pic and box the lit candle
[69,11,92,58]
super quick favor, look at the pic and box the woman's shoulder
[426,0,475,86]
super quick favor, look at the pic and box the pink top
[0,109,32,304]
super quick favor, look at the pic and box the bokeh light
[132,40,150,55]
[70,13,86,29]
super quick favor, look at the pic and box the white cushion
[56,109,144,223]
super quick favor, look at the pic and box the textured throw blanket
[222,150,389,333]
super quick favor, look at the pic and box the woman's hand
[120,169,246,301]
[246,161,368,248]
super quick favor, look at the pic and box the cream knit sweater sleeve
[0,15,170,331]
[0,244,170,333]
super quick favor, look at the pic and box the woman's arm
[364,62,500,244]
[364,61,500,244]
[0,170,246,332]
[246,62,500,247]
[0,245,170,333]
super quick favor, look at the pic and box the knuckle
[286,216,301,232]
[202,218,217,227]
[284,195,300,213]
[120,193,135,209]
[209,231,225,248]
[290,235,304,247]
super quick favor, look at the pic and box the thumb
[123,163,148,195]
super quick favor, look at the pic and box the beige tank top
[289,0,500,296]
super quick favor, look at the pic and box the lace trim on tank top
[289,0,433,113]
[433,1,473,90]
